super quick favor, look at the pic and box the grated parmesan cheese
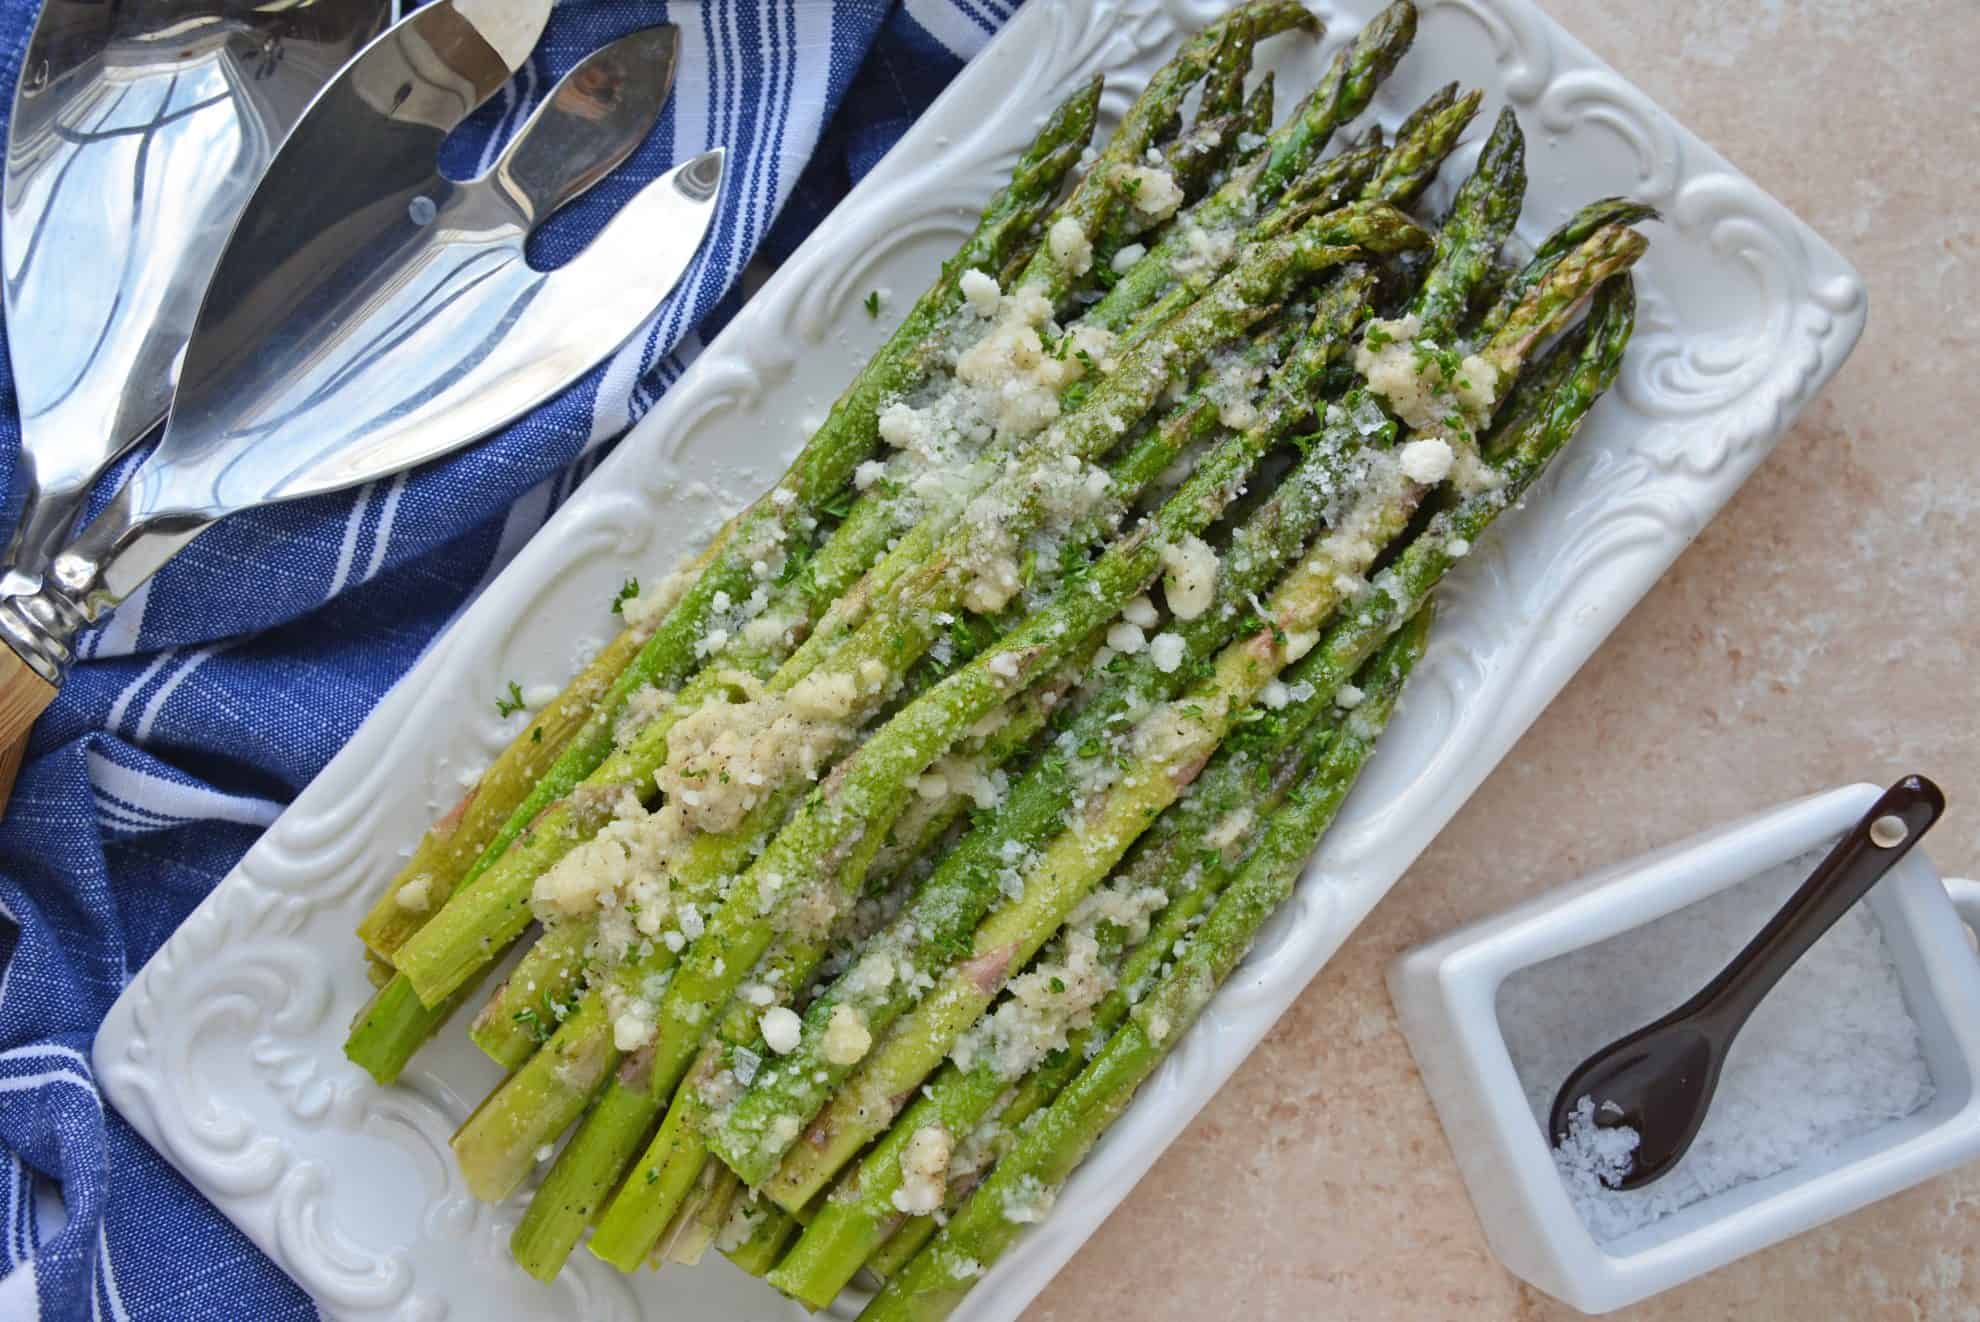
[1120,165,1183,222]
[1002,1174,1056,1225]
[1047,217,1093,277]
[1160,535,1218,620]
[395,875,432,913]
[613,1008,656,1052]
[821,1004,874,1067]
[1398,437,1455,485]
[1122,594,1160,630]
[959,268,1001,316]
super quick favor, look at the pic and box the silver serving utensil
[1,0,394,598]
[0,1,720,779]
[0,0,395,793]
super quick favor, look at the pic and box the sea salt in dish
[1390,786,1980,1313]
[1499,842,1936,1244]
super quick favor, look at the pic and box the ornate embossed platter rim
[95,2,1865,1319]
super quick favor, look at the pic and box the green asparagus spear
[855,323,1603,1287]
[863,281,1634,1317]
[568,636,1111,1266]
[703,275,1392,1191]
[721,1198,803,1277]
[755,228,1643,1214]
[342,80,1103,1083]
[343,969,488,1087]
[1252,1,1416,201]
[448,785,809,1204]
[659,1162,743,1266]
[719,124,1532,1195]
[1409,107,1526,341]
[858,609,1434,1322]
[1117,79,1478,355]
[513,264,1401,1279]
[1088,0,1419,335]
[770,674,1345,1308]
[467,627,1095,1073]
[1012,1,1316,302]
[1475,196,1659,338]
[355,626,644,959]
[393,205,1424,1011]
[684,271,1403,1198]
[482,75,1097,885]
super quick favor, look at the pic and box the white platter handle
[1945,878,1980,955]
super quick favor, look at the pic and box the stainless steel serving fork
[1,0,393,592]
[0,0,724,804]
[0,0,395,789]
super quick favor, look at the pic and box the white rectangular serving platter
[94,2,1867,1319]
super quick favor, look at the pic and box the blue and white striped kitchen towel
[0,1,1016,1316]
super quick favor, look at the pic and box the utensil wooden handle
[0,643,56,816]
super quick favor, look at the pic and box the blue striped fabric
[0,1,1016,1315]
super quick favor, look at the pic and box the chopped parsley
[776,539,815,586]
[494,681,526,718]
[864,290,882,319]
[948,615,981,663]
[610,577,640,613]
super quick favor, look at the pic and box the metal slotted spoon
[0,0,397,788]
[0,0,723,799]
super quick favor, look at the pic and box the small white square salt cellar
[1387,784,1980,1314]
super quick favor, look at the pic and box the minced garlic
[1047,217,1093,277]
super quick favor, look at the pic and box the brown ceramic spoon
[1548,775,1945,1190]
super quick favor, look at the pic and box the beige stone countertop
[1027,2,1980,1318]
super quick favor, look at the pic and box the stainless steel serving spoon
[0,0,396,785]
[0,0,722,796]
[1549,775,1945,1189]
